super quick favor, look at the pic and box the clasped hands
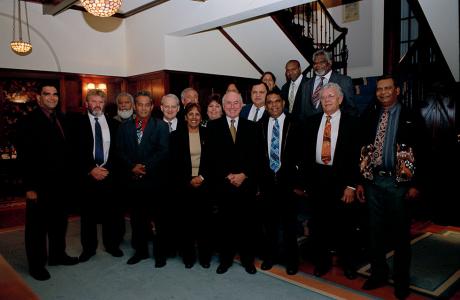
[226,173,246,187]
[90,166,109,181]
[132,164,146,179]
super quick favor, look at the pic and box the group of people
[16,49,427,300]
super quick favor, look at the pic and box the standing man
[117,91,170,267]
[280,59,308,118]
[17,82,78,281]
[75,89,124,263]
[114,92,135,123]
[299,50,358,120]
[203,91,260,275]
[357,75,427,300]
[240,81,268,122]
[258,91,299,275]
[160,94,181,132]
[298,83,361,279]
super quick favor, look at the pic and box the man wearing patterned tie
[258,91,300,275]
[239,81,268,122]
[280,59,308,119]
[74,89,124,263]
[202,91,260,275]
[298,50,358,121]
[117,91,170,267]
[160,94,181,132]
[297,82,361,280]
[356,75,428,300]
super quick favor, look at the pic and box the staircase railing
[272,0,348,76]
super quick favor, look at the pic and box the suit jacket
[299,71,358,121]
[239,104,268,121]
[258,114,299,191]
[359,103,427,188]
[170,125,207,187]
[16,108,71,195]
[116,117,169,187]
[202,117,261,195]
[73,113,119,186]
[298,111,361,193]
[281,75,309,119]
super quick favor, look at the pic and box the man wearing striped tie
[258,91,300,275]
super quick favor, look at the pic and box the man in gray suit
[298,50,358,121]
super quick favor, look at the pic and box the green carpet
[358,230,460,297]
[0,219,341,300]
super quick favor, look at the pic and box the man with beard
[75,89,125,263]
[280,60,309,119]
[114,92,135,123]
[298,50,358,120]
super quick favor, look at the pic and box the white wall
[419,0,459,81]
[0,1,126,76]
[328,0,384,78]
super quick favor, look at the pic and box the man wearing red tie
[297,82,361,279]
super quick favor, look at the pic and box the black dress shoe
[184,262,194,269]
[395,288,410,300]
[106,248,124,258]
[313,265,330,277]
[200,262,210,269]
[362,277,387,290]
[261,261,273,271]
[343,268,357,280]
[155,259,166,268]
[126,253,149,265]
[29,268,51,281]
[49,254,79,266]
[79,251,96,263]
[286,265,298,275]
[216,263,230,274]
[244,264,257,274]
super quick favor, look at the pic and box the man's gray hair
[321,82,343,98]
[161,94,180,106]
[115,92,134,105]
[313,49,332,64]
[180,87,198,100]
[222,91,243,103]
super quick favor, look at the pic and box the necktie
[136,119,143,144]
[372,110,389,166]
[270,118,281,172]
[311,76,325,108]
[168,121,173,133]
[253,107,260,122]
[230,119,237,143]
[321,115,332,164]
[288,81,296,112]
[94,117,104,165]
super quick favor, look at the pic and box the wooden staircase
[271,0,348,76]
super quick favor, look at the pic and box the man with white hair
[114,92,135,123]
[161,94,181,132]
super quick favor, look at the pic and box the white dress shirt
[248,105,265,122]
[315,110,341,165]
[88,112,110,166]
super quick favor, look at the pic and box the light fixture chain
[12,0,16,41]
[17,0,23,40]
[24,0,31,43]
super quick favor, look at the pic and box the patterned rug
[358,230,460,298]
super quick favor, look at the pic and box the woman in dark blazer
[170,103,212,269]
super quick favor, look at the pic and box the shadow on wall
[82,12,123,32]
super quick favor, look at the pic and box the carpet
[358,230,460,297]
[0,219,377,300]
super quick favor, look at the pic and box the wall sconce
[80,0,123,18]
[11,0,33,55]
[86,83,107,91]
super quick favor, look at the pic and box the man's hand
[406,187,420,201]
[341,187,356,204]
[226,173,247,187]
[132,164,146,178]
[26,190,38,203]
[190,176,204,188]
[90,166,109,181]
[356,185,366,203]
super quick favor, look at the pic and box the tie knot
[95,117,99,121]
[231,119,235,125]
[326,115,331,121]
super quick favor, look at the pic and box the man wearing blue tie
[258,91,300,275]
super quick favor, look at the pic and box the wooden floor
[1,197,459,300]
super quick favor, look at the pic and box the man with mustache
[114,92,135,123]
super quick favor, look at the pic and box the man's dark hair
[135,90,153,104]
[266,90,283,100]
[252,81,269,92]
[377,74,400,87]
[37,81,59,93]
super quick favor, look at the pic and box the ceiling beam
[43,0,78,16]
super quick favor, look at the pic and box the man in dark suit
[16,82,78,281]
[258,91,299,275]
[117,91,170,267]
[356,75,427,300]
[280,59,309,119]
[240,81,268,122]
[203,91,260,275]
[298,50,358,120]
[298,82,361,279]
[74,89,124,263]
